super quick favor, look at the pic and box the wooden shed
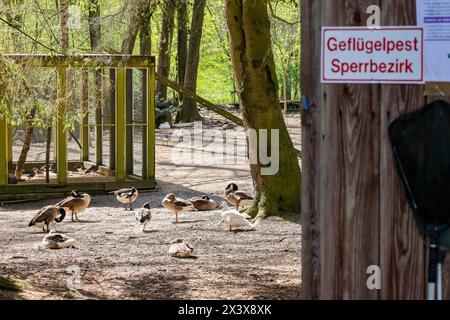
[0,54,156,201]
[301,0,450,299]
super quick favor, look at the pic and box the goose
[110,187,139,210]
[135,202,152,232]
[41,230,76,249]
[188,195,216,211]
[224,183,254,209]
[162,193,196,223]
[56,190,91,222]
[218,201,259,232]
[28,206,66,232]
[168,239,194,258]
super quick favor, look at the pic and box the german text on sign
[321,27,424,84]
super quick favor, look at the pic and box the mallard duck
[28,206,66,232]
[56,190,91,222]
[168,239,194,258]
[162,193,196,223]
[188,195,216,211]
[135,202,152,232]
[224,183,254,209]
[41,230,76,249]
[218,201,259,231]
[110,187,139,210]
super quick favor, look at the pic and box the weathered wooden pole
[301,0,445,300]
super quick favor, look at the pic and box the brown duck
[188,195,216,211]
[224,183,254,209]
[56,190,91,222]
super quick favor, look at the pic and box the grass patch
[0,276,22,291]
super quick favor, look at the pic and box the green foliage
[0,0,300,111]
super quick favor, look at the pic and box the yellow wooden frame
[0,54,156,196]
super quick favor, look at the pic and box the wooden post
[81,68,90,162]
[109,69,116,170]
[379,0,427,300]
[301,0,322,300]
[126,69,134,175]
[56,67,68,184]
[145,63,156,181]
[0,118,8,185]
[7,126,12,164]
[142,68,148,179]
[301,0,446,300]
[115,67,126,182]
[95,69,103,165]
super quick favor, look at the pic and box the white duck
[218,201,259,231]
[168,239,194,258]
[110,187,139,210]
[41,231,76,249]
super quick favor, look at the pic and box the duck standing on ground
[188,195,216,211]
[162,193,196,223]
[224,183,254,209]
[41,230,76,249]
[28,206,66,232]
[218,201,259,232]
[110,187,139,210]
[56,190,91,222]
[135,202,152,232]
[168,239,194,258]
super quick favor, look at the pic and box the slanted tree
[225,0,301,218]
[121,0,152,55]
[156,0,176,100]
[177,0,206,123]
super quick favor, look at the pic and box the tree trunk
[155,0,175,100]
[177,0,206,123]
[15,108,36,181]
[225,0,301,218]
[121,0,152,55]
[5,0,31,181]
[88,0,101,52]
[59,0,69,51]
[177,0,188,89]
[139,2,153,55]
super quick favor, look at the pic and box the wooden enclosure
[0,55,156,200]
[301,0,450,299]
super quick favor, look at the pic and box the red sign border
[321,27,424,83]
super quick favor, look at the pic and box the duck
[135,202,152,232]
[188,195,216,211]
[110,187,139,210]
[162,193,196,223]
[56,190,91,222]
[168,239,194,258]
[41,230,76,249]
[84,164,99,175]
[218,201,259,231]
[28,205,66,232]
[74,164,87,174]
[224,183,254,209]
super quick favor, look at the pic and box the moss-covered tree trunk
[177,0,206,123]
[176,0,188,104]
[156,0,176,100]
[225,0,301,218]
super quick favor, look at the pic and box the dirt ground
[0,115,302,300]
